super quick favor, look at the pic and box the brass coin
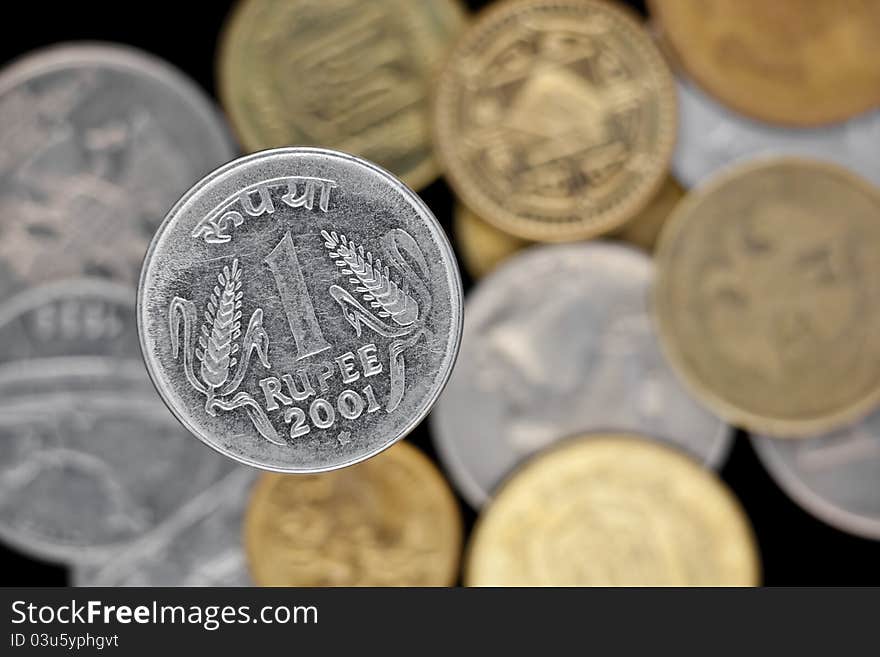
[654,158,880,437]
[649,0,880,126]
[613,175,683,252]
[218,0,467,191]
[433,0,677,242]
[244,441,462,586]
[465,434,760,586]
[454,203,530,279]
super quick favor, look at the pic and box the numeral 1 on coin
[265,231,331,360]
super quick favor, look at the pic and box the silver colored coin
[752,412,880,540]
[0,43,236,297]
[431,242,732,508]
[0,279,233,564]
[73,467,255,586]
[673,78,880,189]
[139,147,463,473]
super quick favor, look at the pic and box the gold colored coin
[613,175,683,252]
[218,0,467,190]
[454,203,530,279]
[654,158,880,437]
[433,0,677,242]
[465,434,760,586]
[245,442,462,586]
[649,0,880,126]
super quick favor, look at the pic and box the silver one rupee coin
[0,280,232,564]
[673,78,880,189]
[751,412,880,540]
[431,242,731,508]
[139,148,462,473]
[0,43,236,297]
[73,467,255,586]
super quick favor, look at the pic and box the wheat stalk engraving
[196,260,243,389]
[321,229,418,326]
[169,258,282,445]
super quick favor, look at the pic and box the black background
[0,0,877,587]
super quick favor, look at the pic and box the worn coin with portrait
[655,158,880,437]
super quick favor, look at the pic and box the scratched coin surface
[433,0,676,241]
[0,280,232,563]
[431,243,731,508]
[649,0,880,126]
[466,435,760,586]
[673,78,880,189]
[655,158,880,437]
[245,441,461,586]
[0,43,236,298]
[218,0,466,191]
[751,409,880,540]
[73,468,256,586]
[139,148,462,473]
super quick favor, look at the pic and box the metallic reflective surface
[433,0,677,241]
[673,79,880,189]
[655,158,880,437]
[752,409,880,540]
[72,468,255,586]
[649,0,880,126]
[466,435,760,586]
[218,0,466,191]
[0,280,232,564]
[432,243,731,508]
[245,441,462,586]
[0,43,236,298]
[139,147,463,473]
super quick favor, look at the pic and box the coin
[139,147,463,473]
[73,468,256,586]
[465,434,760,586]
[0,279,233,564]
[673,78,880,189]
[751,408,880,540]
[453,203,530,280]
[654,158,880,437]
[613,175,683,252]
[431,243,731,508]
[218,0,466,191]
[0,43,236,298]
[649,0,880,126]
[433,0,677,242]
[244,441,461,586]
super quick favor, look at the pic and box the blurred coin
[655,158,880,437]
[218,0,466,191]
[751,408,880,540]
[454,203,530,280]
[673,78,880,189]
[649,0,880,126]
[433,0,676,241]
[466,434,760,586]
[612,175,683,251]
[73,467,256,586]
[244,441,461,586]
[0,43,236,298]
[0,280,232,564]
[431,243,731,508]
[139,148,462,473]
